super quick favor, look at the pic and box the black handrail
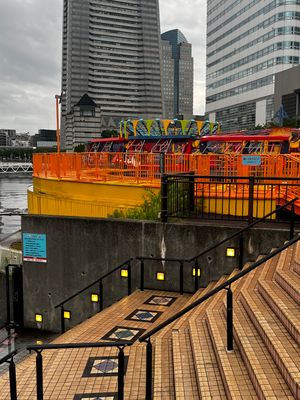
[54,198,297,334]
[137,197,297,265]
[187,196,298,263]
[139,234,300,399]
[27,342,132,400]
[54,258,134,333]
[54,258,133,309]
[139,234,300,342]
[165,173,300,181]
[0,350,18,400]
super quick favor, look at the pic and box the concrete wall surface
[21,215,291,332]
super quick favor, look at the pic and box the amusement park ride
[30,119,300,220]
[88,119,300,156]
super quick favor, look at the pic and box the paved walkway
[0,290,191,400]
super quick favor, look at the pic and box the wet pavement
[0,327,58,375]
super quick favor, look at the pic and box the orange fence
[33,153,300,185]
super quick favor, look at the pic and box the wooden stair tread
[172,328,199,399]
[153,337,174,400]
[206,309,257,399]
[189,318,227,399]
[233,304,294,399]
[241,289,300,398]
[275,268,300,304]
[258,279,300,344]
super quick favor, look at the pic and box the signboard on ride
[22,233,47,263]
[242,155,261,166]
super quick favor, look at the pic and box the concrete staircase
[152,242,300,399]
[0,243,300,399]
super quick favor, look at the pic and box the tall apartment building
[206,0,300,131]
[61,0,163,150]
[161,29,194,119]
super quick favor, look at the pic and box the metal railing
[54,198,297,334]
[138,233,300,400]
[27,341,132,400]
[32,153,300,185]
[163,174,300,223]
[0,350,18,400]
[2,199,298,400]
[54,259,133,333]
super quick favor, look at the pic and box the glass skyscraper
[161,29,194,119]
[206,0,300,131]
[61,0,163,150]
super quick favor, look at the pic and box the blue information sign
[242,155,261,166]
[23,233,47,263]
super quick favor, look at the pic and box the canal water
[0,177,32,240]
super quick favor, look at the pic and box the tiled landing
[0,290,191,400]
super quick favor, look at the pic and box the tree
[74,144,86,152]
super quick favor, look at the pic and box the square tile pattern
[82,356,128,377]
[73,394,118,400]
[125,309,163,323]
[144,295,177,307]
[101,326,146,343]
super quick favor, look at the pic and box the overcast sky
[0,0,206,134]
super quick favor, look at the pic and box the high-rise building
[206,1,300,131]
[61,0,163,150]
[161,29,194,119]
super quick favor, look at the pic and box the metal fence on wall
[162,175,300,223]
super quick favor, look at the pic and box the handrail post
[6,264,11,326]
[35,350,44,400]
[161,175,168,223]
[179,262,184,295]
[290,202,295,240]
[9,357,17,400]
[140,260,144,291]
[189,173,195,213]
[238,234,244,270]
[226,286,233,352]
[194,259,199,293]
[248,176,254,224]
[146,339,153,400]
[99,280,104,312]
[60,306,65,334]
[118,346,125,400]
[127,261,132,296]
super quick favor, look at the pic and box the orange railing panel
[33,153,300,185]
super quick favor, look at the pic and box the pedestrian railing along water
[33,153,300,184]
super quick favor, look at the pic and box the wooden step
[295,257,300,276]
[152,288,204,400]
[206,309,257,399]
[172,329,199,399]
[153,337,174,400]
[275,268,300,304]
[189,318,226,399]
[170,286,209,400]
[189,267,254,399]
[258,279,300,345]
[233,304,294,399]
[241,290,300,398]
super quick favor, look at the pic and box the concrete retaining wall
[21,215,291,332]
